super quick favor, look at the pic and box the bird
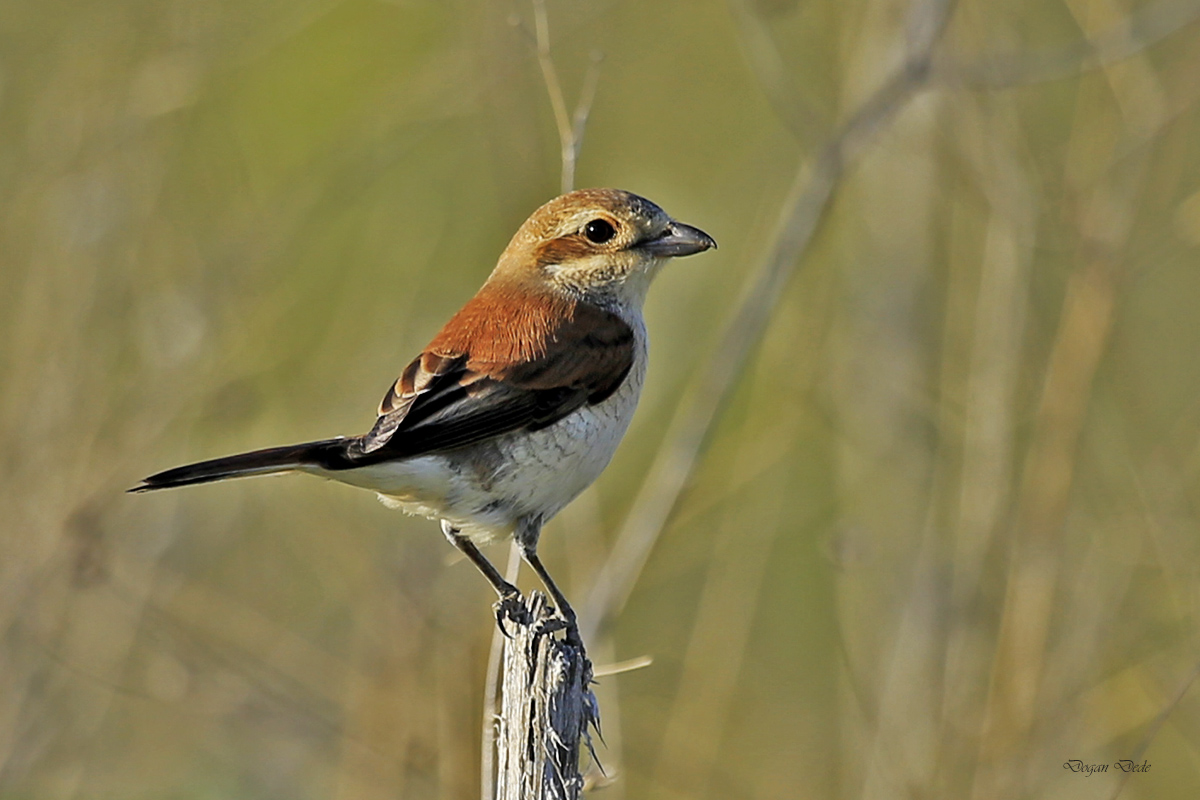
[130,188,715,635]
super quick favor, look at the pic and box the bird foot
[541,598,583,650]
[528,610,585,658]
[493,590,530,637]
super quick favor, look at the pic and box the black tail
[129,438,355,493]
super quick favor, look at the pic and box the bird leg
[440,520,527,632]
[521,547,583,645]
[516,518,583,647]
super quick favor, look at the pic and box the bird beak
[639,222,717,257]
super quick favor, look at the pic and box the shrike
[132,188,715,632]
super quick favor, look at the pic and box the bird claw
[493,591,529,637]
[490,591,585,652]
[547,607,583,649]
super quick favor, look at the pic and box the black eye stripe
[584,219,616,244]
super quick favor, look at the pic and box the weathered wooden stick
[494,593,597,800]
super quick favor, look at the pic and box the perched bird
[131,188,715,632]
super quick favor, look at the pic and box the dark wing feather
[344,301,634,466]
[358,352,469,452]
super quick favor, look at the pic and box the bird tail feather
[129,438,352,493]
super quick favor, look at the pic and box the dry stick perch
[495,594,598,800]
[481,544,523,800]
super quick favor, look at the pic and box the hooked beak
[639,221,717,258]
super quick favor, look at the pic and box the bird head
[492,188,716,307]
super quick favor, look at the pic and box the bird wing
[349,297,634,463]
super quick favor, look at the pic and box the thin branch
[934,0,1200,89]
[532,0,573,181]
[579,0,959,642]
[571,51,604,162]
[591,654,653,678]
[531,0,603,193]
[726,0,829,145]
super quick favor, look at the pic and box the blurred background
[3,0,1200,797]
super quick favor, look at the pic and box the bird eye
[583,219,616,244]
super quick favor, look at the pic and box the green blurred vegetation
[2,0,1200,798]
